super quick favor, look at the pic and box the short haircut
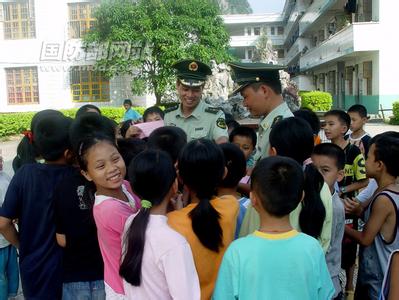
[369,131,399,177]
[123,99,132,106]
[143,106,164,122]
[324,109,351,130]
[312,143,345,170]
[229,126,257,148]
[250,79,282,95]
[219,143,247,188]
[117,138,147,176]
[75,104,101,118]
[293,108,321,135]
[147,126,187,163]
[120,120,132,138]
[348,104,368,118]
[251,156,304,217]
[33,113,72,161]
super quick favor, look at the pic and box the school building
[0,0,398,114]
[222,0,398,114]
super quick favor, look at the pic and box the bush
[389,101,399,125]
[0,106,152,138]
[299,91,333,112]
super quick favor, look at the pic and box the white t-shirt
[122,214,200,300]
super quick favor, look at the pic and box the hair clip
[22,130,34,144]
[78,141,84,156]
[141,199,152,209]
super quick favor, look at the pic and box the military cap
[229,62,285,95]
[173,59,212,87]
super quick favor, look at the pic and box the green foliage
[299,91,333,111]
[84,0,232,105]
[0,107,149,138]
[389,101,399,125]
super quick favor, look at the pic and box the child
[293,108,322,145]
[312,143,346,299]
[147,126,187,163]
[0,112,75,299]
[239,117,333,254]
[217,143,249,239]
[123,99,142,122]
[347,104,371,157]
[213,156,335,299]
[120,150,200,299]
[143,106,164,122]
[117,138,147,176]
[344,132,399,300]
[75,104,101,118]
[167,139,239,300]
[229,126,257,170]
[324,109,368,296]
[0,154,19,299]
[75,133,141,298]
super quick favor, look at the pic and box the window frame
[70,66,110,102]
[6,67,39,105]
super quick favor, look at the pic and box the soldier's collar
[177,100,204,119]
[260,102,289,129]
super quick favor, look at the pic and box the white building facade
[0,0,151,113]
[223,0,399,114]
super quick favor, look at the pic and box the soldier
[229,62,293,161]
[164,59,228,144]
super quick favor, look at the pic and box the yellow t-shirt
[167,195,239,300]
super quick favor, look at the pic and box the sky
[247,0,286,14]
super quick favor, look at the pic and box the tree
[84,0,232,105]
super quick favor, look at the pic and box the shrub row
[299,91,333,112]
[389,101,399,125]
[0,106,147,138]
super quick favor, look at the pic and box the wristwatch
[340,186,347,194]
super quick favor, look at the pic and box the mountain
[217,0,253,14]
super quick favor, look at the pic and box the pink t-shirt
[93,181,140,296]
[122,214,200,300]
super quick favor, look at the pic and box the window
[345,66,353,95]
[245,27,251,36]
[318,73,325,91]
[6,67,39,104]
[70,66,110,102]
[363,61,372,95]
[246,49,253,60]
[2,0,35,39]
[277,49,285,58]
[270,27,275,35]
[254,27,261,36]
[68,3,97,38]
[327,71,336,95]
[277,26,284,35]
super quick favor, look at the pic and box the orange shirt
[167,195,239,300]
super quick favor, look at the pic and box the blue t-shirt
[0,163,75,299]
[213,230,335,300]
[123,107,142,122]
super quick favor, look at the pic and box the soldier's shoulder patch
[271,115,283,128]
[216,117,227,129]
[205,106,221,114]
[164,105,179,114]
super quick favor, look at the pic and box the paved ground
[1,122,399,177]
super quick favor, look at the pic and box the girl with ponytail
[120,150,200,299]
[167,139,239,300]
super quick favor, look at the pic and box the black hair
[147,126,187,163]
[224,113,240,132]
[143,106,164,122]
[120,120,133,138]
[12,109,63,172]
[69,114,117,154]
[251,156,304,217]
[117,138,147,178]
[75,104,101,118]
[178,139,225,252]
[120,150,176,286]
[229,126,257,148]
[293,108,321,135]
[270,117,326,239]
[250,80,282,95]
[123,99,132,106]
[313,143,345,170]
[324,109,351,132]
[219,143,246,188]
[348,104,368,119]
[33,113,72,161]
[369,131,399,177]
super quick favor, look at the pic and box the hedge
[299,91,333,112]
[0,106,149,138]
[389,101,399,125]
